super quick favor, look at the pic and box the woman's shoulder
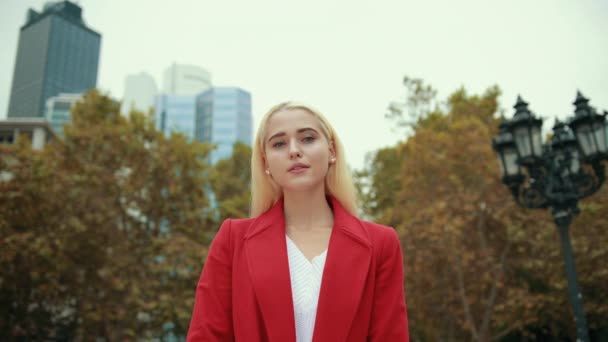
[355,218,400,248]
[224,217,258,225]
[210,218,256,248]
[218,217,257,233]
[355,219,402,264]
[357,218,397,236]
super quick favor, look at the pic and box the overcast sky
[1,0,607,170]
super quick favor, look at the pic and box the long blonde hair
[250,101,358,217]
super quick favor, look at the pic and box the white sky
[1,0,607,170]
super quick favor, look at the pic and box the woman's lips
[288,166,309,174]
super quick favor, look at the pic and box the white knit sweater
[286,235,327,342]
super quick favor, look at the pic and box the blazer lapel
[313,196,372,342]
[244,198,296,341]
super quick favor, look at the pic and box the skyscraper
[122,72,158,115]
[155,95,197,140]
[7,1,101,118]
[162,63,211,96]
[196,87,252,164]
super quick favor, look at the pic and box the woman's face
[263,108,335,193]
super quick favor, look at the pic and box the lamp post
[492,92,607,342]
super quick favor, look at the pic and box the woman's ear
[329,140,336,160]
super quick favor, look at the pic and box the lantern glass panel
[532,125,542,156]
[514,126,532,158]
[504,147,520,176]
[553,148,570,177]
[593,121,607,153]
[575,123,595,157]
[568,148,580,174]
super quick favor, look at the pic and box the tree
[354,146,403,226]
[0,89,216,339]
[385,75,439,135]
[210,141,252,222]
[358,78,608,340]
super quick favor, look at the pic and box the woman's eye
[302,136,315,143]
[272,141,285,148]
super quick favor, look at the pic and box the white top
[286,235,328,342]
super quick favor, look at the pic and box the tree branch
[454,240,479,340]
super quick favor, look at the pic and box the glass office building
[155,95,197,140]
[196,87,252,164]
[45,93,81,137]
[7,1,101,118]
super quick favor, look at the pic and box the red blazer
[187,196,409,341]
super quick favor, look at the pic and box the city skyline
[1,0,607,170]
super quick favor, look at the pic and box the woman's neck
[283,188,334,232]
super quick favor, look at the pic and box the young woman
[187,102,409,341]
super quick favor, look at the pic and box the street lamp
[492,92,607,342]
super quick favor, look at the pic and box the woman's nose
[288,140,302,159]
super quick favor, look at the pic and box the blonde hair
[250,101,358,217]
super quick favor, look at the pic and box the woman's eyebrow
[267,127,318,142]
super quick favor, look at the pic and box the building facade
[196,87,252,164]
[122,72,158,115]
[162,63,211,96]
[7,1,101,118]
[154,95,197,140]
[45,93,82,137]
[0,118,56,150]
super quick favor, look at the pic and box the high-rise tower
[7,1,101,118]
[196,87,252,164]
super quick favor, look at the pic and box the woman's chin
[279,178,325,193]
